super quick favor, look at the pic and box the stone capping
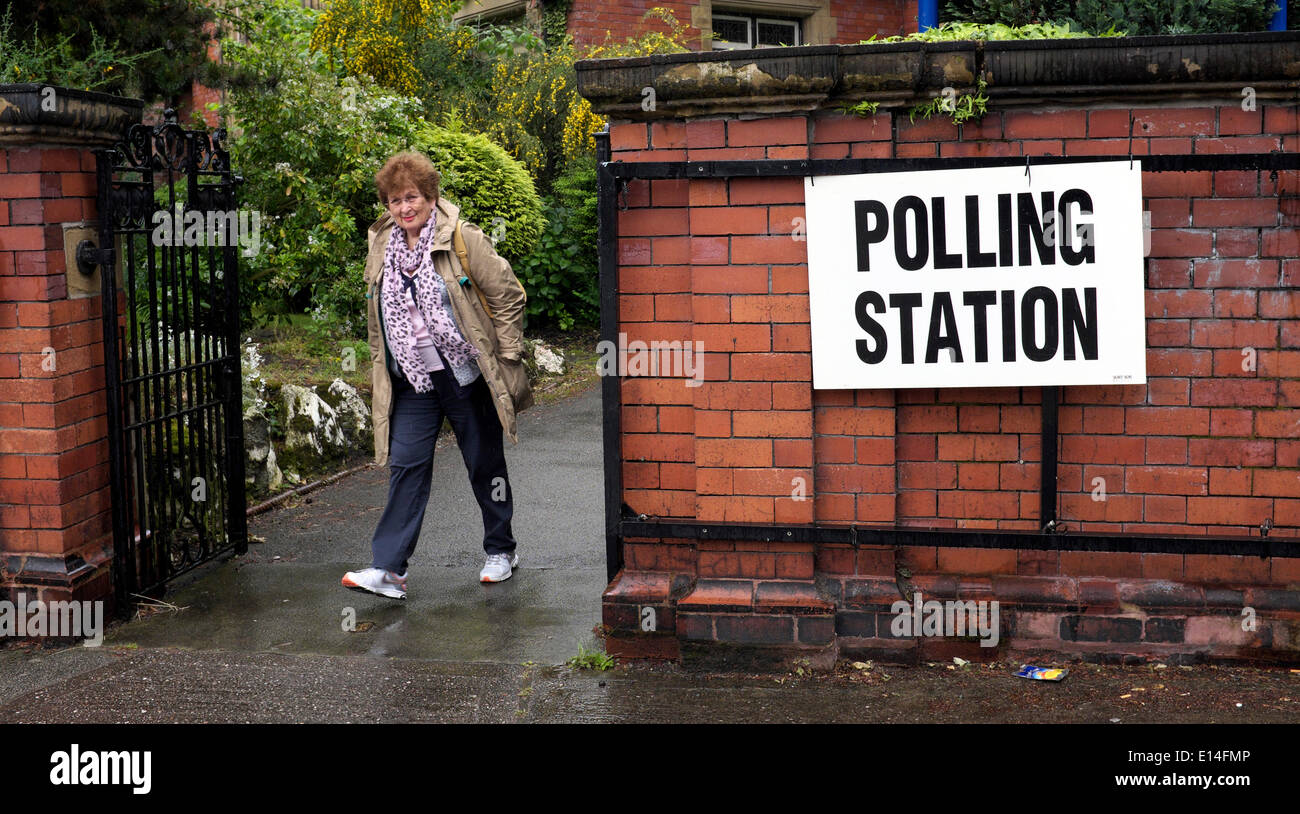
[0,83,143,147]
[576,30,1300,118]
[577,47,841,119]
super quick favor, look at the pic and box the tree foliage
[0,7,153,92]
[309,0,606,192]
[2,0,220,103]
[213,0,543,336]
[411,120,546,262]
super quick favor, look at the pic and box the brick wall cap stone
[677,579,755,611]
[603,571,673,602]
[577,32,1300,119]
[0,84,143,147]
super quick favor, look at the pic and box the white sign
[804,161,1147,390]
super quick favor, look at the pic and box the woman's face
[386,184,434,239]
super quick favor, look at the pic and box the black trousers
[370,367,516,573]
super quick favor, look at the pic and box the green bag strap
[452,219,495,320]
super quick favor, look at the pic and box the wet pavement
[4,644,1299,724]
[2,383,608,722]
[1,383,1299,724]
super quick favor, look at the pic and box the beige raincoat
[364,197,531,466]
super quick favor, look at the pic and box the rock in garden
[532,340,567,375]
[243,401,283,491]
[281,383,346,457]
[324,378,371,445]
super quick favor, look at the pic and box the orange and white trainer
[342,567,407,599]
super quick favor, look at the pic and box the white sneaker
[341,567,407,599]
[479,552,519,583]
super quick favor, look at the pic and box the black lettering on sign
[962,290,997,363]
[840,182,1110,372]
[1058,189,1095,266]
[1022,286,1059,362]
[853,188,1098,272]
[998,193,1013,266]
[889,292,923,364]
[852,287,1098,367]
[931,198,962,270]
[925,291,962,363]
[855,290,888,364]
[893,196,928,271]
[855,200,888,271]
[965,195,996,268]
[1062,287,1098,360]
[1018,192,1056,266]
[1000,289,1017,361]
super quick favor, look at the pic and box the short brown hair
[375,151,441,205]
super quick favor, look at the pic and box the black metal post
[95,148,130,607]
[596,127,623,582]
[219,160,248,556]
[1040,385,1059,531]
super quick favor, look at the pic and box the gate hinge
[75,240,114,276]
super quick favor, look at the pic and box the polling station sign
[804,161,1147,390]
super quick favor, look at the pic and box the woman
[342,151,531,599]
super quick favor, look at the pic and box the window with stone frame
[453,0,530,29]
[710,10,802,49]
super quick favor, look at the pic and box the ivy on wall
[541,0,574,44]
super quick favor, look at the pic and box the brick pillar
[0,85,142,611]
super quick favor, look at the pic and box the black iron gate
[93,110,248,604]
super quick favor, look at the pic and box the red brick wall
[567,0,702,50]
[605,103,1300,663]
[178,20,223,129]
[831,0,912,40]
[613,106,1299,540]
[0,146,115,604]
[566,1,911,50]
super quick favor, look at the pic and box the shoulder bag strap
[453,219,495,320]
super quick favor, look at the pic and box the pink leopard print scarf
[380,213,480,392]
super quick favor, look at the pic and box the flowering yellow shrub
[305,3,692,185]
[482,44,604,176]
[562,96,606,164]
[582,6,692,59]
[569,7,693,158]
[309,0,468,94]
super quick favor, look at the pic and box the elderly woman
[342,151,531,599]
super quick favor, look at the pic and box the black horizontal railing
[605,153,1300,181]
[620,518,1300,558]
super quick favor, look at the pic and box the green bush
[513,203,598,331]
[940,0,1075,27]
[941,0,1278,34]
[215,0,548,338]
[878,20,1114,39]
[1081,0,1277,34]
[552,160,598,251]
[215,0,609,336]
[509,160,598,330]
[308,0,598,196]
[216,0,421,336]
[410,120,546,264]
